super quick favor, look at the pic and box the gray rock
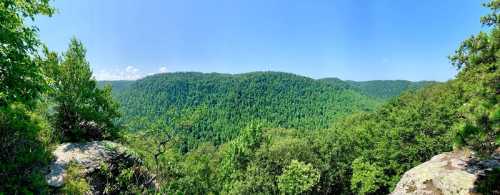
[45,141,126,187]
[391,150,500,195]
[46,163,65,187]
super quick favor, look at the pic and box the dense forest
[343,80,436,100]
[102,72,391,147]
[1,0,499,194]
[114,77,461,194]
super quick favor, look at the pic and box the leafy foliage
[449,0,500,156]
[0,103,53,193]
[0,1,123,192]
[350,158,384,194]
[48,38,120,142]
[91,159,152,194]
[0,0,54,193]
[0,0,54,107]
[278,160,320,195]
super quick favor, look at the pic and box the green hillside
[108,72,379,147]
[101,73,437,149]
[97,80,134,96]
[321,78,436,100]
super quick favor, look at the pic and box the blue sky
[36,0,488,81]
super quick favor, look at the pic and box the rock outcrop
[391,150,500,195]
[45,141,155,194]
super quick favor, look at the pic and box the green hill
[321,78,437,100]
[103,72,379,146]
[96,80,134,96]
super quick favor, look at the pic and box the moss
[90,156,152,194]
[61,163,90,194]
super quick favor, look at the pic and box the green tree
[314,83,459,194]
[0,0,54,107]
[350,158,385,195]
[450,0,500,156]
[0,0,55,193]
[51,38,120,141]
[175,143,218,194]
[219,122,266,193]
[0,103,53,193]
[277,160,320,195]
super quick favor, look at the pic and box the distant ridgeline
[98,72,433,147]
[320,78,437,100]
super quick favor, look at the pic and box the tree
[450,0,500,156]
[277,160,320,195]
[218,122,266,193]
[350,158,385,195]
[0,1,55,193]
[0,103,53,193]
[0,0,54,107]
[51,38,120,141]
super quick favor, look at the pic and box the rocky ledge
[391,149,500,195]
[45,141,155,194]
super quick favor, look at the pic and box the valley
[1,0,498,194]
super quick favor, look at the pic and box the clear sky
[36,0,488,81]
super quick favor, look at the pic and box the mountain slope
[320,78,436,100]
[96,80,134,96]
[105,72,379,146]
[345,80,436,100]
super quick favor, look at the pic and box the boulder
[45,141,155,193]
[391,150,500,195]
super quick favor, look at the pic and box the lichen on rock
[391,149,500,195]
[45,141,155,194]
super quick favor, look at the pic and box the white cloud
[124,65,140,79]
[125,66,138,73]
[93,65,171,81]
[93,65,144,81]
[159,66,168,73]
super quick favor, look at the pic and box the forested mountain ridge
[346,80,437,100]
[97,80,134,96]
[98,72,437,149]
[320,78,437,100]
[101,73,433,101]
[103,71,380,147]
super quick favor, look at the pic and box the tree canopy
[449,0,500,156]
[0,0,55,193]
[49,38,120,141]
[0,0,54,107]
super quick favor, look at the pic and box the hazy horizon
[95,70,442,82]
